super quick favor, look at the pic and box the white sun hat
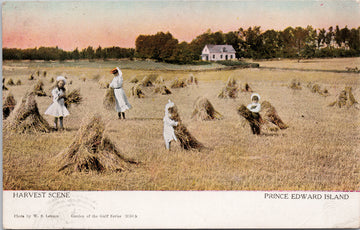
[56,76,67,85]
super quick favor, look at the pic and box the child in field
[247,93,261,135]
[45,76,69,130]
[163,100,178,150]
[110,67,132,119]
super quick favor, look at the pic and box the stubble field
[2,58,360,191]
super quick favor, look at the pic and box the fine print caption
[12,191,139,221]
[264,192,350,200]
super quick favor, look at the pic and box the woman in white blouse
[109,67,132,119]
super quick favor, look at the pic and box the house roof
[205,45,236,53]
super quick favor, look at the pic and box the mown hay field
[2,58,360,191]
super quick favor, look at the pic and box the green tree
[135,32,178,61]
[340,26,351,49]
[84,46,95,59]
[224,31,240,58]
[334,26,341,47]
[95,46,102,59]
[260,29,280,58]
[72,48,80,60]
[317,28,326,49]
[349,27,360,50]
[324,26,333,48]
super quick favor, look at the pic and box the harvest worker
[246,93,261,135]
[109,67,132,119]
[163,100,178,150]
[44,76,69,130]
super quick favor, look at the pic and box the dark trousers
[250,112,261,135]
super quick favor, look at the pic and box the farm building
[201,44,236,61]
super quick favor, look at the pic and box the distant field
[256,57,360,72]
[2,57,360,191]
[2,59,226,72]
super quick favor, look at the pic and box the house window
[230,55,233,59]
[223,47,226,52]
[220,55,223,59]
[213,55,215,59]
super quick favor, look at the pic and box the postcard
[2,0,360,229]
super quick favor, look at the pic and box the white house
[201,45,236,61]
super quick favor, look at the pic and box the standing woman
[45,76,70,130]
[110,67,132,119]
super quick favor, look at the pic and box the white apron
[44,88,70,117]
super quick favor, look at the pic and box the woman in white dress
[110,67,132,119]
[163,100,178,150]
[44,76,70,130]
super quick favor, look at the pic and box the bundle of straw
[3,92,16,120]
[218,86,238,98]
[260,101,288,129]
[33,80,47,96]
[170,78,187,88]
[98,77,110,89]
[218,76,239,98]
[168,105,204,150]
[242,83,253,92]
[187,74,198,85]
[154,84,172,95]
[16,80,22,86]
[56,115,137,173]
[237,105,262,126]
[7,78,15,86]
[328,87,358,108]
[4,92,51,133]
[129,76,139,83]
[103,88,116,110]
[130,83,145,98]
[65,89,83,109]
[140,76,153,87]
[154,76,165,84]
[191,97,222,121]
[289,79,302,90]
[226,76,237,87]
[311,84,321,93]
[308,82,329,96]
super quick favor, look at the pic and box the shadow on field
[55,127,79,132]
[128,117,163,121]
[260,132,285,137]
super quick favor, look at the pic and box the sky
[2,0,360,50]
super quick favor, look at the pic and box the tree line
[135,26,360,63]
[3,46,134,61]
[3,25,360,63]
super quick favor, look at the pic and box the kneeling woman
[110,67,132,119]
[246,93,261,135]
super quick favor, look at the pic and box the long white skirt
[45,101,70,117]
[114,88,132,112]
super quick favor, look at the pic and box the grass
[2,57,360,191]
